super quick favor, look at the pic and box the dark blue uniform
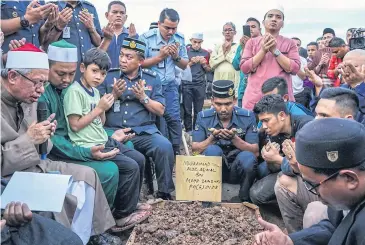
[1,1,45,53]
[193,106,258,201]
[54,0,102,81]
[342,82,365,124]
[98,68,175,194]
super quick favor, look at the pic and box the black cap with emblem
[296,118,365,169]
[122,37,146,55]
[212,80,235,98]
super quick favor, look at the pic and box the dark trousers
[1,213,83,245]
[104,138,145,218]
[182,83,206,132]
[130,133,175,194]
[249,161,279,205]
[159,81,182,153]
[203,145,257,202]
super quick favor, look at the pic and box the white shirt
[292,56,307,95]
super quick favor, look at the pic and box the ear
[278,111,286,120]
[339,170,360,190]
[345,114,354,120]
[282,22,285,29]
[80,63,86,73]
[125,15,128,21]
[7,70,18,85]
[283,94,289,102]
[105,12,108,19]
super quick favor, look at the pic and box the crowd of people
[1,0,365,245]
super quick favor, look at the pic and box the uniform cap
[296,118,365,169]
[212,80,235,98]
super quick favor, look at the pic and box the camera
[349,28,365,50]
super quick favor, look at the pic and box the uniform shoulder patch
[82,1,95,7]
[235,107,250,117]
[143,29,157,39]
[201,108,216,118]
[142,69,156,77]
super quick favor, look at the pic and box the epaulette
[142,29,157,39]
[175,32,185,39]
[142,68,157,77]
[82,1,95,7]
[234,107,251,117]
[201,108,216,118]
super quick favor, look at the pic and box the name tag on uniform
[63,27,71,39]
[113,100,120,112]
[158,60,165,69]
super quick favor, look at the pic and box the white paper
[1,172,73,213]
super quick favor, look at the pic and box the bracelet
[54,25,63,32]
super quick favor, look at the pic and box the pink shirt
[240,35,300,110]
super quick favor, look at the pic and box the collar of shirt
[156,30,175,45]
[345,82,365,96]
[120,67,142,82]
[212,110,238,129]
[190,47,202,52]
[61,1,83,9]
[1,85,19,108]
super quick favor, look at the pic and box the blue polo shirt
[193,107,259,151]
[1,1,45,53]
[98,68,165,135]
[106,27,139,69]
[139,29,188,85]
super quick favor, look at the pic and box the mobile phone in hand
[243,25,251,38]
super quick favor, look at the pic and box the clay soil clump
[133,202,263,245]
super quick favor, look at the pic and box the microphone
[37,102,48,160]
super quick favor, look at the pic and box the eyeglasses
[15,71,49,88]
[160,24,177,31]
[223,29,235,33]
[303,170,340,195]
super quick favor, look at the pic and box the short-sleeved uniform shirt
[139,29,188,85]
[54,0,102,62]
[98,68,165,135]
[193,107,259,152]
[64,81,108,147]
[1,1,45,53]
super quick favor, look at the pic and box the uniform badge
[326,151,339,162]
[195,125,199,131]
[82,8,89,13]
[129,41,137,49]
[252,125,258,133]
[236,128,243,134]
[228,88,234,96]
[12,11,18,18]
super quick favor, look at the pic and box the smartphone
[243,25,251,38]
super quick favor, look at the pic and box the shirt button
[79,29,81,32]
[77,22,79,25]
[127,96,130,99]
[125,111,128,114]
[31,24,34,28]
[123,120,126,123]
[81,44,84,47]
[81,37,84,40]
[14,6,17,9]
[33,34,36,37]
[126,104,128,106]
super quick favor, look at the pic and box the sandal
[110,210,151,233]
[136,203,152,211]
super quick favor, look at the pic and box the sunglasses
[303,170,340,195]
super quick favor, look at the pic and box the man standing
[139,8,188,155]
[99,37,175,201]
[53,0,103,81]
[183,33,211,133]
[210,22,240,97]
[192,80,259,202]
[327,37,349,87]
[1,44,116,244]
[253,118,365,245]
[241,4,300,110]
[233,17,262,107]
[322,28,336,47]
[102,1,138,68]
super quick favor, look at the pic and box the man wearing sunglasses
[253,118,365,245]
[139,8,188,156]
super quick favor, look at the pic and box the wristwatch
[20,16,30,28]
[141,95,149,104]
[173,56,181,62]
[273,49,281,57]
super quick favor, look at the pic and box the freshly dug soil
[133,202,263,245]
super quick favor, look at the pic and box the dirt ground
[132,202,263,245]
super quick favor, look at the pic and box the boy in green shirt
[64,48,150,232]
